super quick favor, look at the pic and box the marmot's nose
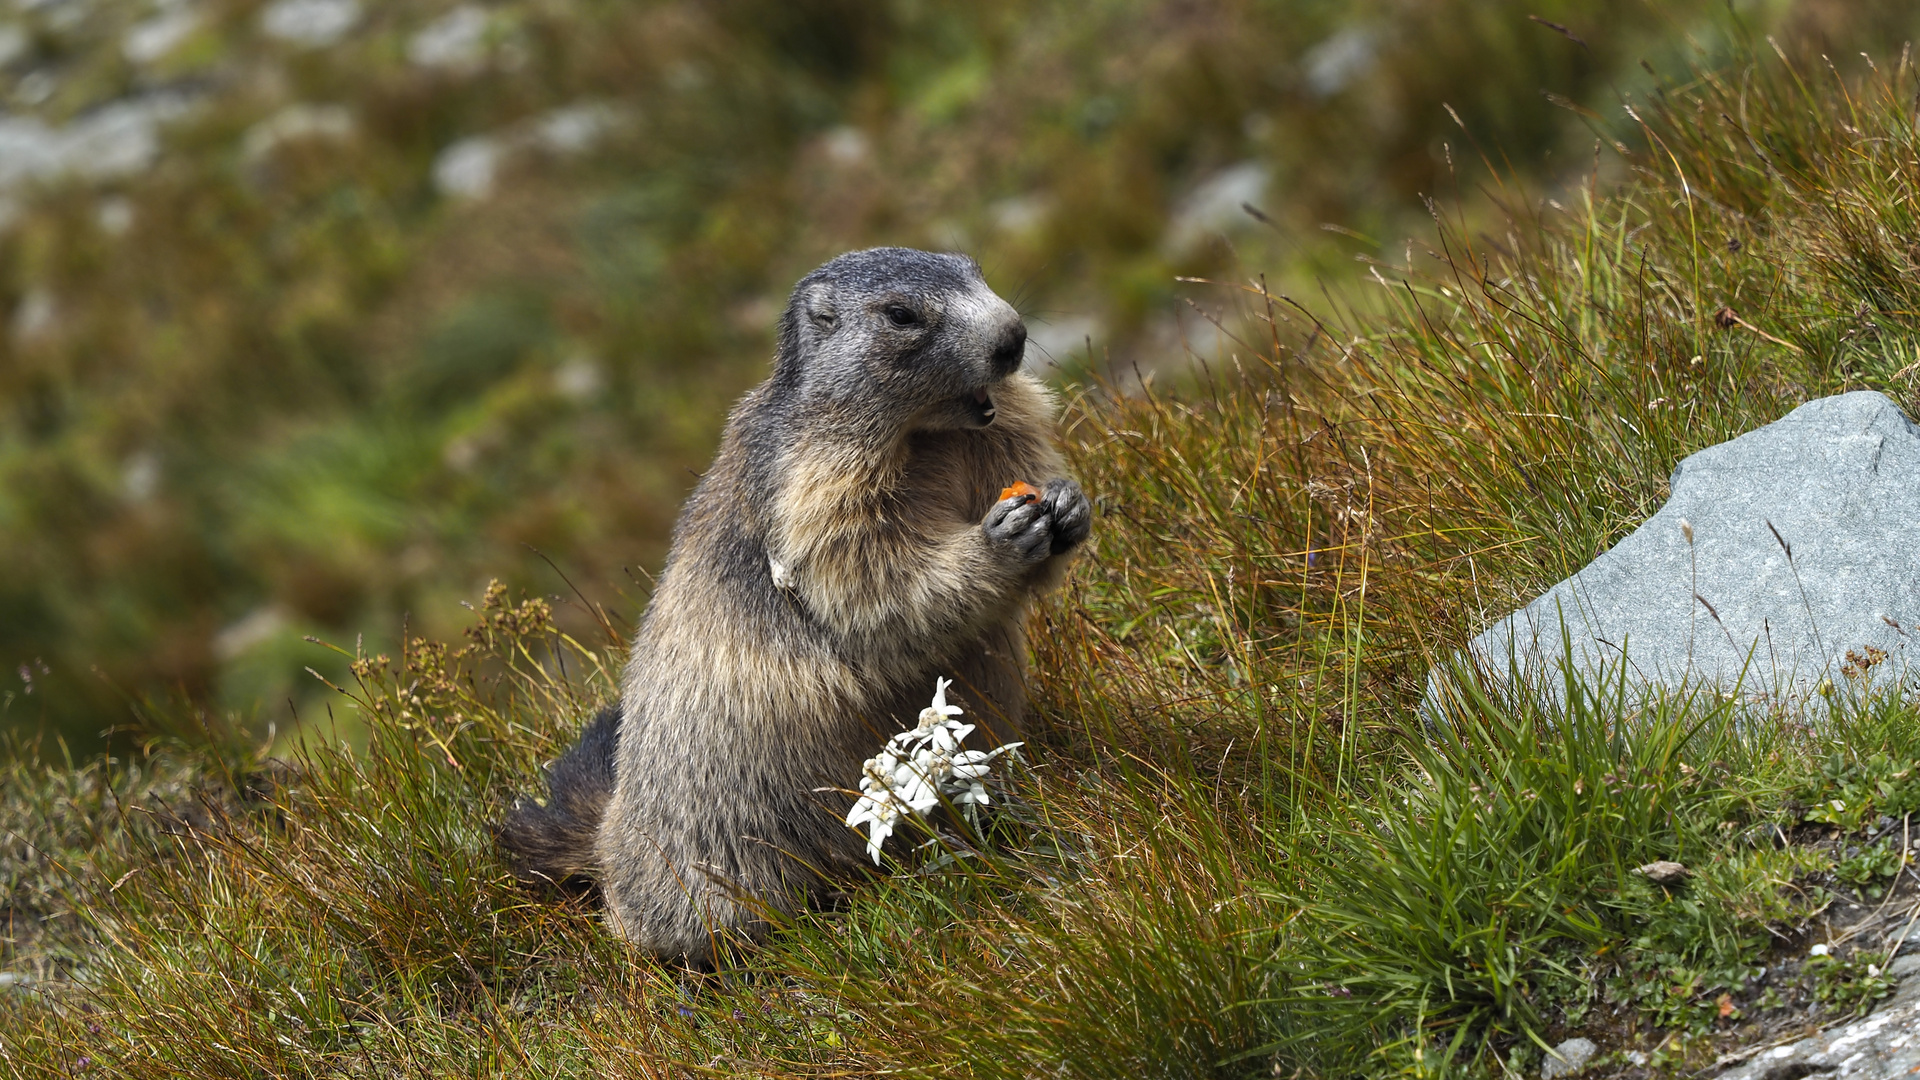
[990,321,1027,376]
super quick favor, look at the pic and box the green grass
[9,33,1920,1080]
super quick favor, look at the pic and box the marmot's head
[773,248,1028,432]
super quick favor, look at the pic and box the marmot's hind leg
[496,703,621,891]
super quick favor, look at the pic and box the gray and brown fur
[498,248,1090,964]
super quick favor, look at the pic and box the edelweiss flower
[845,788,903,863]
[843,677,1025,863]
[950,749,994,780]
[916,677,964,731]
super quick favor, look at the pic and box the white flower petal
[864,817,893,863]
[951,782,991,806]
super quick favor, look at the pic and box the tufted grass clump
[10,37,1920,1080]
[1267,663,1799,1072]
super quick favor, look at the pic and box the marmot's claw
[1040,478,1092,555]
[984,494,1053,562]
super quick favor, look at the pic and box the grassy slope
[5,0,1906,752]
[8,39,1920,1080]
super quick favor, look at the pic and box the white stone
[1165,161,1269,253]
[60,98,179,179]
[989,192,1051,235]
[531,102,615,154]
[121,449,160,502]
[554,355,603,400]
[406,5,488,69]
[1303,27,1376,98]
[431,134,500,198]
[0,116,64,188]
[15,69,53,105]
[9,287,54,344]
[0,93,195,192]
[95,195,133,234]
[431,102,621,200]
[213,605,288,661]
[1541,1036,1597,1079]
[241,102,354,161]
[122,8,200,64]
[0,23,29,68]
[820,125,868,166]
[259,0,359,47]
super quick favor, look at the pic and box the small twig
[1703,1029,1813,1071]
[1766,520,1827,666]
[1836,814,1910,946]
[1714,306,1804,353]
[1527,14,1588,48]
[1883,897,1920,958]
[1881,836,1920,958]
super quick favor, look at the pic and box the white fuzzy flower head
[843,677,1024,863]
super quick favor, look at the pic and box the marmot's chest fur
[498,248,1091,965]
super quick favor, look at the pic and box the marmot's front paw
[1040,478,1091,555]
[984,491,1053,563]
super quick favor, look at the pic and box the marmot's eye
[884,305,920,328]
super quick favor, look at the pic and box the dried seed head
[1766,519,1792,560]
[1680,518,1694,545]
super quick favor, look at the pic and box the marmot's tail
[496,703,620,890]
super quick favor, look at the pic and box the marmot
[498,247,1091,964]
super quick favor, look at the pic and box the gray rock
[122,8,201,65]
[258,0,359,48]
[241,103,356,163]
[1303,27,1377,98]
[1454,392,1920,714]
[1716,987,1920,1079]
[431,134,503,199]
[406,5,489,70]
[431,102,621,200]
[0,93,197,193]
[1163,161,1268,254]
[0,24,30,69]
[1542,1036,1597,1079]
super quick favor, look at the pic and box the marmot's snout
[991,321,1028,377]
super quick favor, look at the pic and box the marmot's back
[498,249,1091,964]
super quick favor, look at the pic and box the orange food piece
[998,481,1041,504]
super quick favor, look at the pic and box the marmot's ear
[800,283,837,331]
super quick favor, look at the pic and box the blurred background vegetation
[2,0,1917,753]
